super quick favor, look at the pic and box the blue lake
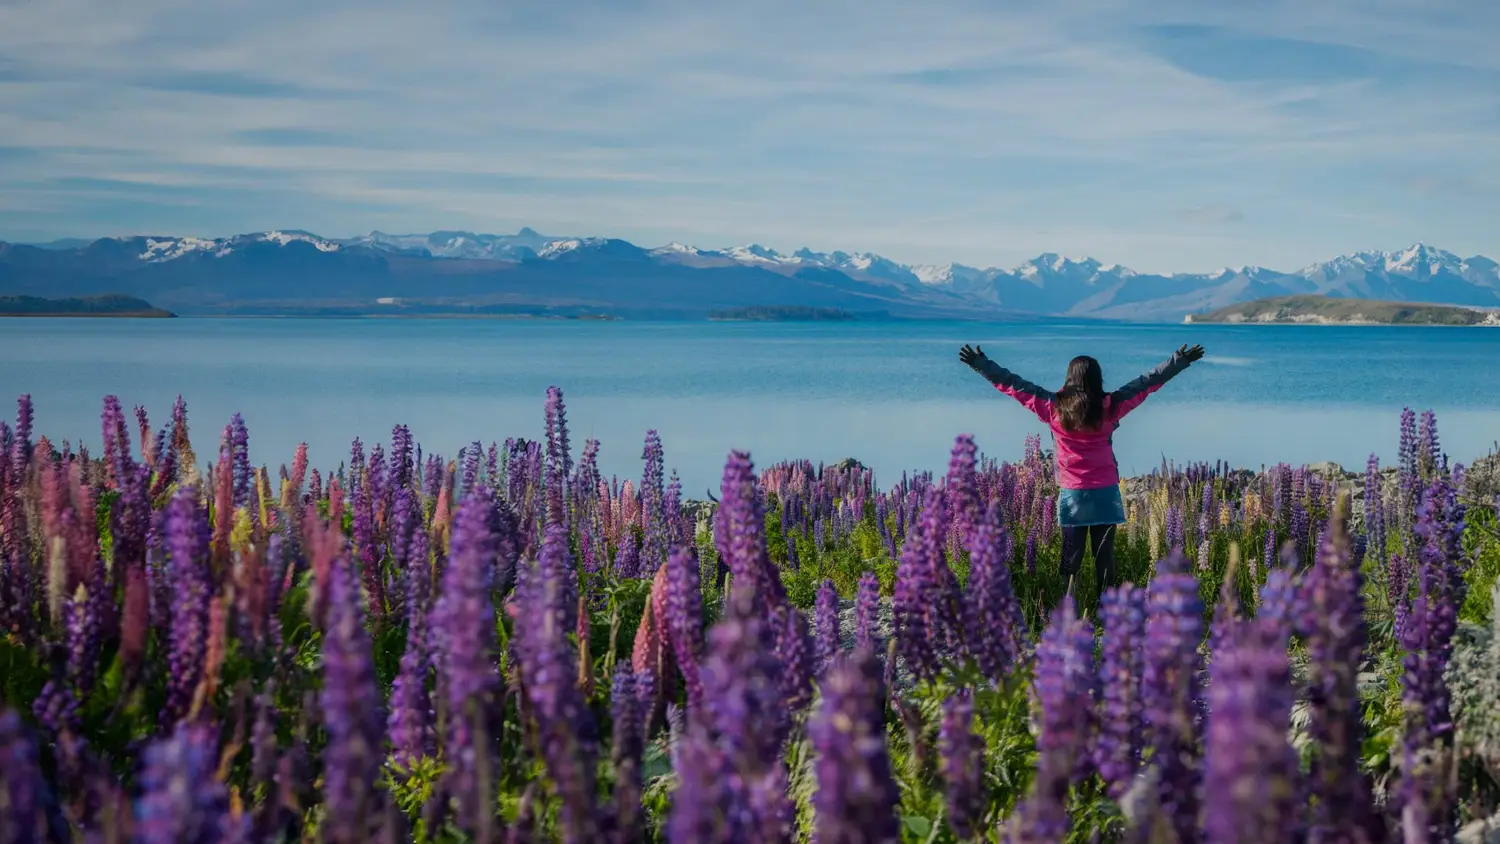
[2,318,1497,495]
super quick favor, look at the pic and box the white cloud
[1,0,1498,272]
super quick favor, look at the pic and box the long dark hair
[1057,356,1105,432]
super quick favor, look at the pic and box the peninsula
[0,295,175,318]
[1184,295,1500,326]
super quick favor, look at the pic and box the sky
[2,0,1499,274]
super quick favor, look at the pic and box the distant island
[708,306,877,322]
[1184,295,1500,327]
[0,295,175,318]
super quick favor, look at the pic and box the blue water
[2,318,1498,495]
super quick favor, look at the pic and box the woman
[958,342,1205,595]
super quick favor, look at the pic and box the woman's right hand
[959,344,987,368]
[1177,344,1205,363]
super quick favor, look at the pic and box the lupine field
[1,390,1498,843]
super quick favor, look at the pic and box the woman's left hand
[1177,344,1205,363]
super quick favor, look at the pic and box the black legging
[1061,523,1118,596]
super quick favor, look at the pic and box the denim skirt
[1057,485,1126,528]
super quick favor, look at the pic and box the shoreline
[0,311,175,319]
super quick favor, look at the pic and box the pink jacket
[972,352,1193,490]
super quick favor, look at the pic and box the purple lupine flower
[1141,549,1203,843]
[250,685,279,796]
[1257,567,1298,647]
[1263,526,1277,578]
[388,485,420,587]
[893,488,944,682]
[321,557,386,844]
[774,605,814,714]
[1203,617,1301,844]
[516,523,598,844]
[163,488,210,726]
[697,585,792,841]
[544,386,572,528]
[434,489,503,834]
[611,665,650,843]
[387,516,434,768]
[1290,500,1311,562]
[814,579,840,670]
[1364,454,1385,564]
[101,395,129,486]
[945,434,981,549]
[939,691,984,840]
[1033,595,1098,785]
[1165,506,1184,552]
[1023,530,1037,576]
[389,424,414,491]
[1095,584,1147,800]
[1398,474,1468,835]
[713,451,786,616]
[133,721,241,844]
[665,469,686,545]
[809,650,901,844]
[1416,410,1440,478]
[664,546,706,708]
[64,583,101,701]
[855,571,880,653]
[12,394,33,476]
[964,500,1024,682]
[614,532,641,579]
[351,481,384,621]
[640,430,667,575]
[1300,509,1381,841]
[665,717,735,844]
[1389,551,1412,639]
[1,708,69,843]
[228,413,251,509]
[1396,407,1419,544]
[460,442,481,498]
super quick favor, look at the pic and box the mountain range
[3,229,1497,321]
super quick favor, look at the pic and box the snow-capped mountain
[348,228,555,260]
[3,230,1497,320]
[138,230,341,262]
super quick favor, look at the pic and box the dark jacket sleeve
[970,358,1056,423]
[1108,351,1193,420]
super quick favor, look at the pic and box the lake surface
[2,318,1498,495]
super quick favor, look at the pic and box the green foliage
[1463,506,1499,624]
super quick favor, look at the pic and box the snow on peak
[139,237,218,262]
[725,244,795,264]
[1302,242,1465,279]
[261,231,340,252]
[650,242,707,258]
[538,239,584,258]
[1384,241,1461,275]
[911,263,955,285]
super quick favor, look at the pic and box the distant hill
[0,294,174,318]
[1184,295,1500,326]
[3,231,1499,321]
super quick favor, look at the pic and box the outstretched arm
[959,344,1055,423]
[1109,344,1204,421]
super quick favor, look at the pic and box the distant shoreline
[0,294,176,318]
[0,312,176,318]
